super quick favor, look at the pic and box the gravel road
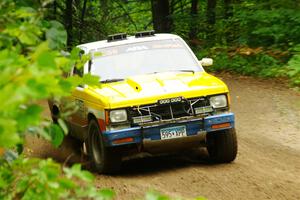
[26,73,300,200]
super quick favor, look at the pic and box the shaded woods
[45,0,300,85]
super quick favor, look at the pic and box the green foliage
[40,0,300,85]
[144,191,207,200]
[285,45,300,85]
[46,21,68,49]
[199,47,279,76]
[232,1,300,48]
[0,0,98,149]
[0,1,103,198]
[196,44,300,86]
[0,157,114,200]
[48,0,152,45]
[145,191,170,200]
[206,0,299,85]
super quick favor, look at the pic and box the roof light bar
[135,30,155,38]
[107,33,127,42]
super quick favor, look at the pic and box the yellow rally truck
[49,31,237,173]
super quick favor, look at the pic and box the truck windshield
[90,39,202,81]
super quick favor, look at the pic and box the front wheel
[206,128,238,163]
[87,119,121,174]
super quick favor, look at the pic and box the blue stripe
[102,113,235,146]
[204,113,235,132]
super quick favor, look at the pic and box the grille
[128,97,211,124]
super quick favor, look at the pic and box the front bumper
[102,113,235,147]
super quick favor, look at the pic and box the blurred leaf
[82,73,100,85]
[195,197,207,200]
[57,119,68,135]
[46,21,67,49]
[97,189,115,200]
[17,104,42,131]
[64,164,94,183]
[0,119,20,148]
[48,124,64,147]
[145,191,170,200]
[36,51,56,69]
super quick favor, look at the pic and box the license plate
[160,125,187,140]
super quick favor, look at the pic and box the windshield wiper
[148,69,195,75]
[100,78,124,83]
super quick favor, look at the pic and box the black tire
[50,105,59,124]
[62,134,83,154]
[87,119,121,174]
[206,128,238,163]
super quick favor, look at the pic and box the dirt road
[26,74,300,200]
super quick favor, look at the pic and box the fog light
[133,115,152,123]
[195,106,213,114]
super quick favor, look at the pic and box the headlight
[209,95,227,108]
[110,109,127,123]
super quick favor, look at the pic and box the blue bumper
[102,113,235,147]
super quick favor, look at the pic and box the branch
[115,1,138,31]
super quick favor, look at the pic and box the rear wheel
[206,128,238,163]
[87,119,121,174]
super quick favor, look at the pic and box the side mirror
[199,58,213,67]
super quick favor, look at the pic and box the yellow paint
[75,71,229,110]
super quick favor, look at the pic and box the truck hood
[88,72,228,109]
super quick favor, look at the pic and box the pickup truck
[49,31,238,173]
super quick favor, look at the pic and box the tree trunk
[207,0,216,25]
[53,0,57,20]
[189,0,198,40]
[65,0,73,48]
[206,0,216,45]
[79,0,88,43]
[224,0,233,19]
[224,0,234,44]
[151,0,172,33]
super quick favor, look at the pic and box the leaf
[48,124,64,147]
[3,150,18,163]
[17,104,43,131]
[48,181,60,189]
[70,48,82,60]
[63,164,95,184]
[97,189,115,200]
[71,164,94,182]
[82,73,100,86]
[33,127,51,141]
[36,51,56,69]
[195,197,207,200]
[0,119,20,148]
[16,177,30,193]
[46,21,67,49]
[58,79,73,94]
[80,171,95,182]
[18,28,40,45]
[32,42,50,61]
[145,191,170,200]
[57,119,68,135]
[58,178,75,189]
